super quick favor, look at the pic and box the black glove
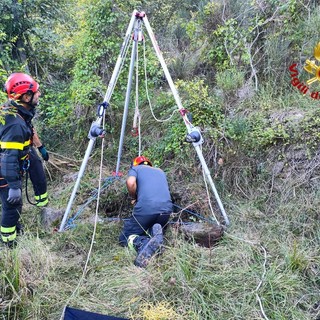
[7,188,22,204]
[38,145,49,161]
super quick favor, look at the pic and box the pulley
[185,127,204,146]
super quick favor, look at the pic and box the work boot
[4,240,17,249]
[0,237,17,249]
[151,223,163,239]
[1,227,17,249]
[16,221,24,236]
[134,224,163,268]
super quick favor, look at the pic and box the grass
[0,157,320,320]
[1,202,319,320]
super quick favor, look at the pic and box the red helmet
[5,73,39,99]
[132,156,152,166]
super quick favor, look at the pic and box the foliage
[0,0,73,75]
[34,80,75,150]
[1,190,319,319]
[142,78,226,165]
[136,301,180,320]
[176,78,224,129]
[0,66,8,101]
[225,112,291,152]
[215,68,245,92]
[1,1,320,320]
[0,0,77,147]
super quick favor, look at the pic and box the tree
[0,0,74,78]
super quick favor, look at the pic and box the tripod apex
[135,11,146,18]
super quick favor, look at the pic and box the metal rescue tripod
[59,10,230,232]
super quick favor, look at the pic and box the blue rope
[65,176,119,230]
[64,176,215,230]
[103,217,207,226]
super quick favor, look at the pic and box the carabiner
[22,159,30,171]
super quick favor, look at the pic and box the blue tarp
[63,306,129,320]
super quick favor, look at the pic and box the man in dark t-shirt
[119,155,172,267]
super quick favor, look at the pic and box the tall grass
[1,107,320,319]
[1,182,319,320]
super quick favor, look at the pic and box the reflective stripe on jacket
[0,101,34,189]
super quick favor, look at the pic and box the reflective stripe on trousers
[1,225,17,242]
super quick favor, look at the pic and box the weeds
[1,167,319,320]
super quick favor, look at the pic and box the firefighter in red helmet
[0,73,48,247]
[119,156,173,267]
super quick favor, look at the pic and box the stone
[179,222,224,248]
[41,207,64,230]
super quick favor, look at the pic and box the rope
[65,198,210,232]
[143,36,178,122]
[172,203,217,224]
[64,176,118,230]
[200,146,220,225]
[135,38,142,156]
[65,198,211,234]
[98,216,213,226]
[59,110,107,320]
[112,36,131,103]
[24,170,37,206]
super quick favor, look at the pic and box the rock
[62,172,78,183]
[40,207,64,230]
[272,161,285,176]
[179,222,224,248]
[88,215,104,224]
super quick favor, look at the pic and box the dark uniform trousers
[0,186,22,237]
[119,212,171,251]
[0,101,34,244]
[28,147,47,205]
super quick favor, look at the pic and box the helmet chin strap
[27,92,37,108]
[20,92,38,109]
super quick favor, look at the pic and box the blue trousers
[119,213,171,249]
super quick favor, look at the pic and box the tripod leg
[102,10,138,103]
[142,14,230,226]
[59,11,138,232]
[115,17,142,175]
